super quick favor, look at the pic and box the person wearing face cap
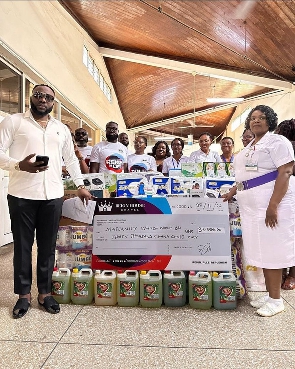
[90,121,128,174]
[0,84,92,319]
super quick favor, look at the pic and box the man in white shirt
[90,121,128,173]
[74,128,93,167]
[0,84,91,318]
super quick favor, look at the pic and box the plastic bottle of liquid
[140,270,162,308]
[51,267,71,304]
[117,270,139,307]
[163,271,186,307]
[71,268,94,305]
[212,272,237,310]
[94,270,117,306]
[188,271,212,309]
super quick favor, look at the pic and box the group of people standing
[86,125,236,177]
[0,82,294,320]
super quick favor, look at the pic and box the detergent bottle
[188,271,212,309]
[213,272,237,310]
[117,270,139,307]
[140,270,162,308]
[163,271,186,307]
[94,270,117,306]
[71,268,93,305]
[51,267,71,304]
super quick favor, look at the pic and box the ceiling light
[207,98,244,103]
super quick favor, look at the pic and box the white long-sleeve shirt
[0,110,84,200]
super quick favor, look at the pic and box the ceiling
[59,0,295,143]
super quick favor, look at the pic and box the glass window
[0,60,21,115]
[82,121,95,146]
[99,74,104,91]
[61,106,80,133]
[83,46,88,67]
[93,65,99,83]
[88,57,94,76]
[25,78,34,111]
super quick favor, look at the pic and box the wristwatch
[14,162,21,171]
[77,185,86,190]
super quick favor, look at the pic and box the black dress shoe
[38,296,60,314]
[13,298,31,319]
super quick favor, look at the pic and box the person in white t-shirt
[74,128,93,167]
[162,137,189,175]
[90,121,128,173]
[189,132,221,163]
[127,135,157,172]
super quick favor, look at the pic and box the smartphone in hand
[35,155,49,167]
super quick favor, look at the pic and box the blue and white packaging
[116,173,147,197]
[152,176,170,195]
[170,177,203,195]
[204,177,235,198]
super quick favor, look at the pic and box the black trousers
[7,195,63,295]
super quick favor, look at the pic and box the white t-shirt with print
[90,141,128,173]
[127,153,157,172]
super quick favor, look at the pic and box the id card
[245,160,258,171]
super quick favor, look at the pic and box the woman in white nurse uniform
[223,105,295,317]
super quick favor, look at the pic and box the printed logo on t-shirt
[105,154,125,173]
[129,163,148,172]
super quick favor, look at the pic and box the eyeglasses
[250,116,266,122]
[32,91,55,102]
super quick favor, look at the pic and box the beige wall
[0,0,126,137]
[225,91,295,152]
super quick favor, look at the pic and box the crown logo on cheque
[98,200,113,212]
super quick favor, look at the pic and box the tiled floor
[1,243,295,369]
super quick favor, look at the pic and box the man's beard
[77,139,88,147]
[30,98,54,117]
[106,133,118,142]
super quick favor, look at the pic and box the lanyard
[172,157,181,169]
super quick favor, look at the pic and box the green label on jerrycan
[52,281,65,296]
[219,286,236,303]
[168,282,184,298]
[120,281,136,297]
[73,281,90,297]
[192,284,209,301]
[97,282,113,298]
[143,283,159,300]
